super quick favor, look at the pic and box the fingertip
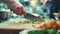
[23,12,27,18]
[24,14,27,18]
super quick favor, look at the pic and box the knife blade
[26,13,45,22]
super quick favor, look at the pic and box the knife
[25,13,45,22]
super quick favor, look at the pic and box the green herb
[57,32,60,34]
[48,29,57,34]
[28,29,58,34]
[28,29,48,34]
[39,29,48,34]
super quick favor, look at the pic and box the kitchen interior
[0,0,60,34]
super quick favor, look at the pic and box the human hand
[4,0,27,17]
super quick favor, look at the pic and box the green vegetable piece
[57,32,60,34]
[28,31,34,34]
[49,29,57,34]
[39,29,48,34]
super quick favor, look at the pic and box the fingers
[16,7,23,15]
[22,11,27,18]
[18,6,27,17]
[13,7,23,15]
[13,6,27,17]
[22,6,27,18]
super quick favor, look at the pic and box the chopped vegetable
[28,29,59,34]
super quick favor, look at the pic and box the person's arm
[2,0,27,17]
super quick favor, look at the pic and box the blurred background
[0,0,60,22]
[19,0,60,20]
[20,0,51,20]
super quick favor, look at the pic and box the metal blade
[26,13,44,22]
